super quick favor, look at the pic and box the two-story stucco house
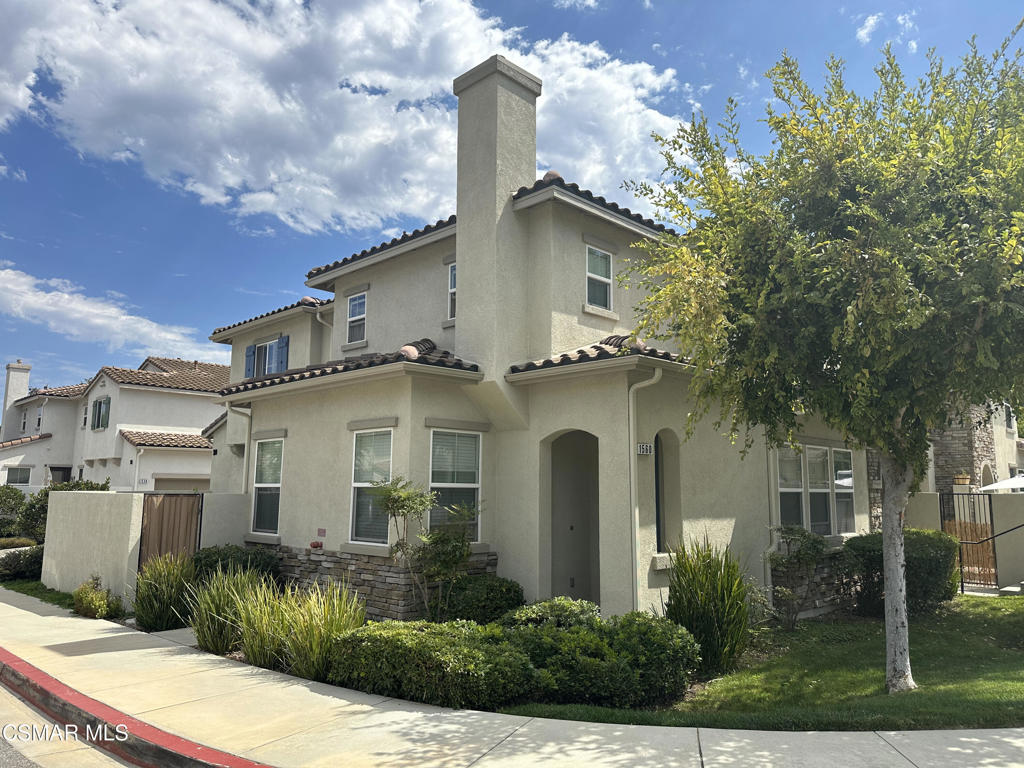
[203,56,871,618]
[0,357,229,495]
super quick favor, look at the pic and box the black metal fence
[939,493,997,588]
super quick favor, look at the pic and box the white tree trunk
[879,453,918,693]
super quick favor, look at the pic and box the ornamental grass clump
[133,552,196,632]
[231,575,288,670]
[186,567,265,655]
[665,536,749,675]
[281,579,365,681]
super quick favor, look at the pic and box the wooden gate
[138,493,202,568]
[939,493,997,588]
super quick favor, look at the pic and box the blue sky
[0,0,1021,389]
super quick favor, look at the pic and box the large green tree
[627,27,1024,692]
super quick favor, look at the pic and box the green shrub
[329,621,535,710]
[186,567,265,655]
[72,575,124,620]
[16,480,109,543]
[193,544,279,582]
[0,545,43,581]
[133,552,196,632]
[281,579,365,681]
[0,537,36,550]
[437,574,525,624]
[665,536,749,675]
[0,485,25,536]
[607,612,700,705]
[499,596,601,630]
[842,528,959,617]
[232,575,287,670]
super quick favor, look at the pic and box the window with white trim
[586,245,612,310]
[255,339,281,377]
[90,397,110,430]
[35,406,42,430]
[447,263,456,320]
[252,439,283,534]
[429,430,480,542]
[6,467,29,485]
[351,430,391,544]
[20,410,26,433]
[82,406,88,429]
[777,445,856,535]
[348,292,366,344]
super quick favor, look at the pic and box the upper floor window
[351,430,391,544]
[253,439,283,534]
[20,410,26,433]
[586,246,612,310]
[429,430,481,542]
[778,445,855,535]
[6,466,30,485]
[244,336,289,378]
[447,263,457,320]
[82,406,88,429]
[90,397,110,430]
[348,293,366,344]
[35,406,42,430]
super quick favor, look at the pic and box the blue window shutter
[275,336,289,373]
[244,344,256,378]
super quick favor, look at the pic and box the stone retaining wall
[771,548,846,619]
[270,545,498,620]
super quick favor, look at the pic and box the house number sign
[636,443,654,456]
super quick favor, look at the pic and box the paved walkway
[1,589,1023,768]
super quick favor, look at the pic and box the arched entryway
[981,464,995,488]
[549,430,600,604]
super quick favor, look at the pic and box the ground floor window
[253,439,283,534]
[5,467,29,485]
[429,430,480,542]
[777,444,855,535]
[351,430,392,544]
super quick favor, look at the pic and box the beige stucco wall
[41,491,144,601]
[905,492,941,529]
[200,492,250,548]
[991,494,1024,588]
[992,406,1019,483]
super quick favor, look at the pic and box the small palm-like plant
[664,535,749,674]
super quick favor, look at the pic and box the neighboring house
[0,357,229,495]
[205,56,871,618]
[927,403,1020,492]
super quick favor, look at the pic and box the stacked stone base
[771,548,846,619]
[271,545,498,620]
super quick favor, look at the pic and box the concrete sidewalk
[1,589,1023,768]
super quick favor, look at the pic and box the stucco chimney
[453,56,541,426]
[2,360,31,440]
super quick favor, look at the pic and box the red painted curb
[0,646,273,768]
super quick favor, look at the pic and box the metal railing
[956,521,1024,594]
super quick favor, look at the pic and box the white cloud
[0,153,27,182]
[554,0,599,8]
[857,13,883,45]
[908,40,918,53]
[0,262,228,362]
[0,0,682,233]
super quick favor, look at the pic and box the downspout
[314,305,333,329]
[229,404,253,493]
[627,365,663,612]
[133,447,145,491]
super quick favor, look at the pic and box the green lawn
[1,580,75,610]
[504,595,1024,731]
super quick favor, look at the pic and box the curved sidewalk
[1,589,1022,768]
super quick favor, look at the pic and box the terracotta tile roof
[120,430,213,449]
[306,216,457,281]
[100,364,229,393]
[16,383,89,403]
[221,339,478,397]
[508,335,677,375]
[211,296,333,336]
[0,433,52,451]
[143,357,234,377]
[513,175,673,234]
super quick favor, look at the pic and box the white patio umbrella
[977,475,1024,491]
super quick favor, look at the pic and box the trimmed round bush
[607,612,700,705]
[842,528,959,617]
[193,544,279,583]
[72,576,123,620]
[438,574,525,624]
[499,596,601,630]
[329,621,535,711]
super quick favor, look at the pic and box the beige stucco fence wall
[41,491,144,603]
[905,491,1024,589]
[199,492,250,548]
